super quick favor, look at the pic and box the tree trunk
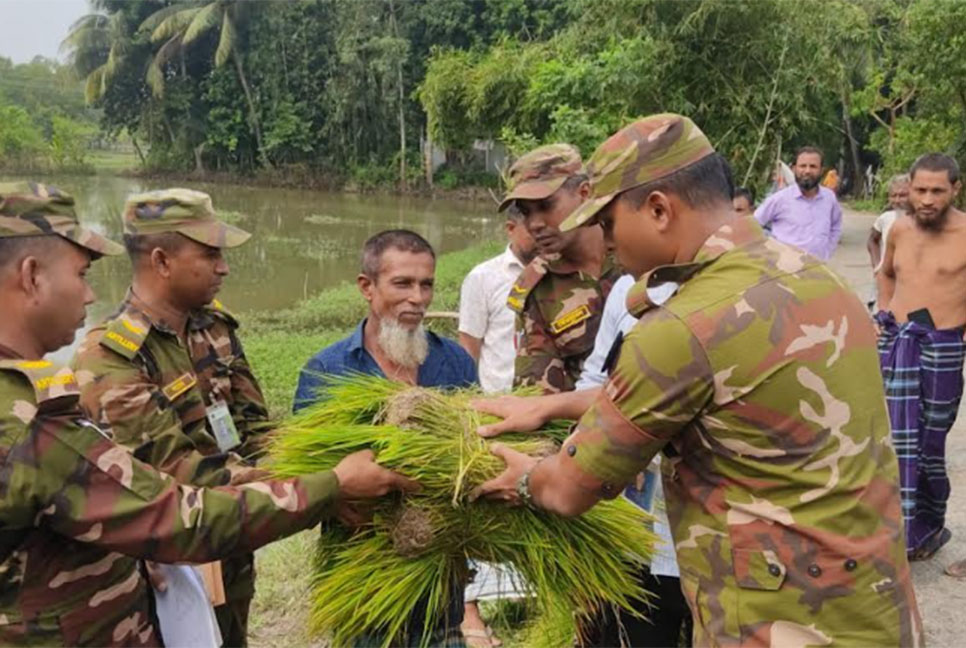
[397,65,407,191]
[193,142,206,176]
[232,45,271,169]
[742,32,789,188]
[840,87,862,198]
[424,127,434,189]
[131,134,146,166]
[388,0,407,191]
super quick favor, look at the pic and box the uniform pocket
[732,548,786,591]
[732,543,903,646]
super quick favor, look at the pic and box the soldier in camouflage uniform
[475,116,922,646]
[71,188,284,646]
[0,181,415,646]
[500,144,622,394]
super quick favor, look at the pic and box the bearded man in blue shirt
[294,229,476,647]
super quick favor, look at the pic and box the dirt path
[831,208,966,647]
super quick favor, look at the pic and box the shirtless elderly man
[877,153,966,567]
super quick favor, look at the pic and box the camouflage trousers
[216,554,256,647]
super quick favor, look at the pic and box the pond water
[5,174,502,359]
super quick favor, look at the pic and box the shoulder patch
[208,299,239,327]
[507,257,550,313]
[100,313,150,359]
[0,359,79,403]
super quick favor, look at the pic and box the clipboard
[197,561,227,607]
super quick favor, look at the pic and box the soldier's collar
[691,215,763,265]
[625,216,763,317]
[545,251,616,279]
[122,288,219,335]
[120,288,197,336]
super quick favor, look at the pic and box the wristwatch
[516,463,539,509]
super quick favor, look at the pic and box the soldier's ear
[149,247,173,278]
[18,255,42,299]
[644,191,674,232]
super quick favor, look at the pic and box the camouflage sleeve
[224,328,272,461]
[563,309,714,492]
[31,410,338,562]
[513,308,570,394]
[73,346,234,488]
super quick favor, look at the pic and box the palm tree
[140,0,270,167]
[61,5,131,103]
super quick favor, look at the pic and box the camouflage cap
[123,188,251,249]
[560,114,714,231]
[0,181,123,256]
[498,143,584,212]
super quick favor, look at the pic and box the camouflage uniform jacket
[566,216,922,646]
[72,290,271,488]
[509,255,621,393]
[0,346,339,646]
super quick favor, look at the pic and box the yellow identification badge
[162,372,197,402]
[550,304,592,334]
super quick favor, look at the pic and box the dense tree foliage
[56,0,966,195]
[0,56,97,171]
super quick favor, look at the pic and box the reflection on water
[4,174,502,361]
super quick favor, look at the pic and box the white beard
[377,318,429,369]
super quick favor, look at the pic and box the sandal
[945,558,966,578]
[909,527,952,562]
[460,623,502,648]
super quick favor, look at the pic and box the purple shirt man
[754,183,843,260]
[753,148,843,261]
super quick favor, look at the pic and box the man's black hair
[733,186,755,205]
[619,153,735,210]
[361,229,435,278]
[123,232,189,264]
[560,173,589,192]
[505,203,526,224]
[910,153,961,184]
[0,236,63,272]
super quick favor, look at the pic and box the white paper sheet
[153,564,223,648]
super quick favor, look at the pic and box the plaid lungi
[876,310,966,554]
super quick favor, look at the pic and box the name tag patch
[34,374,76,391]
[104,331,139,352]
[162,372,197,402]
[550,305,591,335]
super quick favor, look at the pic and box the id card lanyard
[205,383,242,452]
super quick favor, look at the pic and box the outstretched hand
[332,450,420,500]
[470,443,539,505]
[473,395,547,438]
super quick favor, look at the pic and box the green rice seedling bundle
[267,373,656,647]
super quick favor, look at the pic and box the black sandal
[910,527,952,561]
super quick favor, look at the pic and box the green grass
[245,240,507,642]
[248,531,326,648]
[88,149,140,173]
